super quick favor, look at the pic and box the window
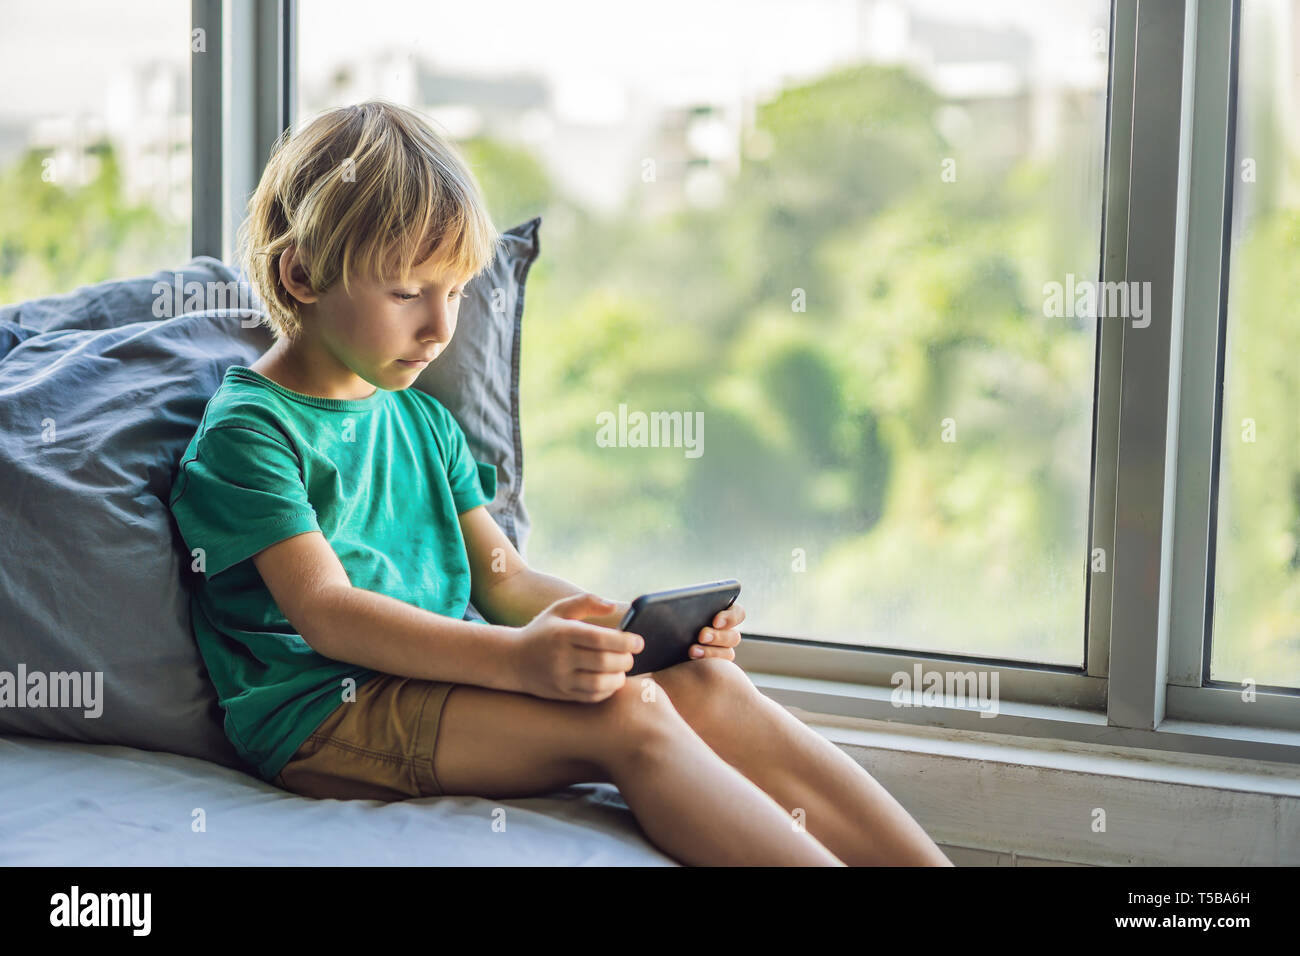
[1,0,1288,756]
[1213,0,1300,689]
[0,0,191,302]
[300,0,1111,666]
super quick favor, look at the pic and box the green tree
[0,141,186,306]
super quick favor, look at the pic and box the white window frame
[191,0,296,262]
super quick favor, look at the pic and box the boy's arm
[251,528,526,691]
[458,506,631,629]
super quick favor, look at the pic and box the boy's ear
[278,244,320,305]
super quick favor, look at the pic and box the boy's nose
[420,305,454,341]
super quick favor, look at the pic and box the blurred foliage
[1214,211,1300,686]
[510,64,1104,661]
[0,142,186,304]
[1207,0,1300,688]
[458,136,550,237]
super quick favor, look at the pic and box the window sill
[748,669,1300,769]
[749,671,1300,865]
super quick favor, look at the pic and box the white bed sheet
[0,735,675,866]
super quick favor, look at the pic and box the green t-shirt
[168,365,497,782]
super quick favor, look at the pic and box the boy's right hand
[511,593,644,702]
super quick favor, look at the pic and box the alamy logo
[0,664,103,718]
[1042,273,1151,328]
[151,273,259,318]
[890,664,1000,717]
[50,886,151,936]
[595,403,704,459]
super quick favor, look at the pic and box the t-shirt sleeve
[441,408,497,515]
[169,424,321,580]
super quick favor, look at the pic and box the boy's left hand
[690,602,745,660]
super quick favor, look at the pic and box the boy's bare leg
[650,659,953,866]
[431,678,844,866]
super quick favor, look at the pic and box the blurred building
[301,0,1109,219]
[3,0,1115,231]
[15,58,189,221]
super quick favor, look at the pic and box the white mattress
[0,734,676,866]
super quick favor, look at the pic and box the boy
[168,100,951,867]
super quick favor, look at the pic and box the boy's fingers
[549,592,616,620]
[699,626,742,648]
[569,622,642,654]
[689,645,736,661]
[564,669,626,698]
[573,647,636,674]
[712,604,746,629]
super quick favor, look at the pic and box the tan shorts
[272,673,458,802]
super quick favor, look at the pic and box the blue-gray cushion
[0,257,250,335]
[0,221,539,765]
[0,306,265,768]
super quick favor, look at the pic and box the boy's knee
[602,674,682,725]
[652,657,758,724]
[672,657,753,690]
[590,675,688,764]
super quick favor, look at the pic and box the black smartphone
[619,579,741,676]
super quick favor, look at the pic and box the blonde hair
[236,100,500,343]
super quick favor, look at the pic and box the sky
[0,0,1109,123]
[298,0,1108,112]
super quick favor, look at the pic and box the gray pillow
[0,256,251,334]
[0,222,539,766]
[0,307,265,769]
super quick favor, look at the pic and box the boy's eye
[393,290,462,301]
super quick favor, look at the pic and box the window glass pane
[0,0,191,303]
[1213,0,1300,688]
[300,0,1108,664]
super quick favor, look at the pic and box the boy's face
[283,245,470,399]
